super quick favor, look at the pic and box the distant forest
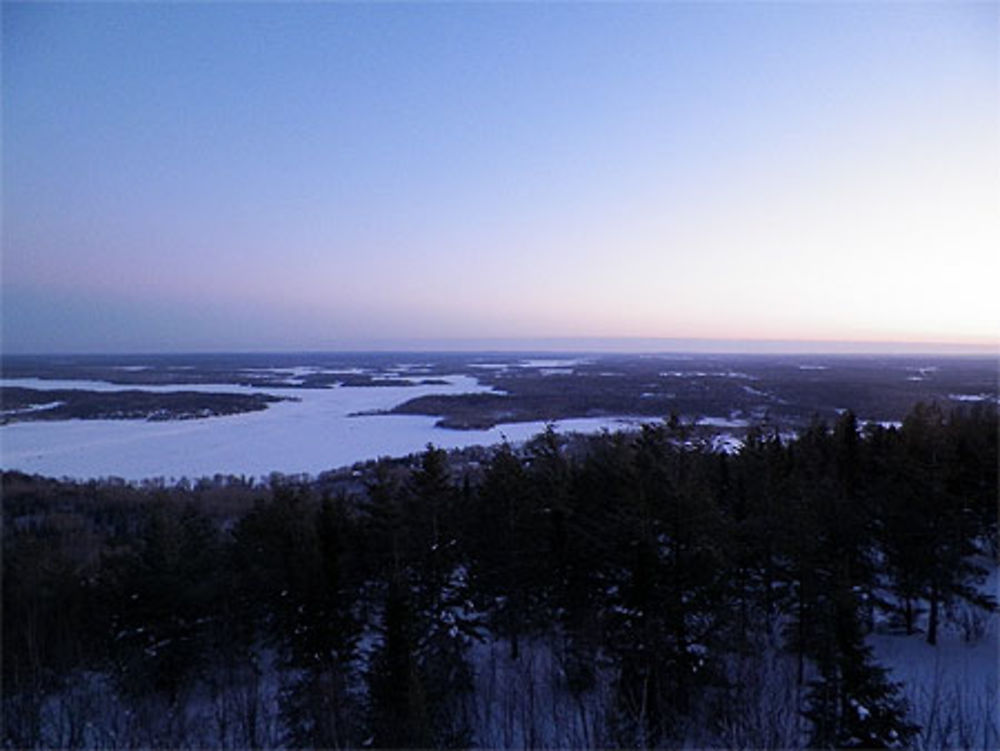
[3,402,997,749]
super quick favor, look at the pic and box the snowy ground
[873,630,997,749]
[871,561,999,750]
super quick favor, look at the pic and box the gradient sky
[3,2,998,354]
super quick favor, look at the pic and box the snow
[458,358,592,371]
[660,370,756,379]
[0,376,646,481]
[797,364,828,370]
[948,393,995,402]
[872,627,997,748]
[392,362,434,371]
[2,401,65,416]
[470,636,613,748]
[710,433,744,454]
[518,358,591,368]
[277,366,328,377]
[370,374,428,384]
[697,416,749,428]
[871,561,998,749]
[1,377,280,394]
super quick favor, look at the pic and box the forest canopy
[3,402,996,749]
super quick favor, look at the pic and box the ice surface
[660,370,756,379]
[0,376,644,481]
[519,358,591,368]
[1,377,280,394]
[697,416,750,428]
[1,401,65,416]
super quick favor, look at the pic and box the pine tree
[367,573,429,748]
[473,441,539,659]
[231,485,361,748]
[727,425,792,640]
[106,501,221,703]
[527,426,603,695]
[367,446,478,748]
[885,403,996,644]
[280,495,362,749]
[606,424,728,745]
[804,586,917,749]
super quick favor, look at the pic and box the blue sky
[3,2,997,353]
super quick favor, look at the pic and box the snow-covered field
[0,376,643,481]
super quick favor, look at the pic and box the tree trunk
[927,583,939,646]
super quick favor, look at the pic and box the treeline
[0,387,289,424]
[3,402,996,749]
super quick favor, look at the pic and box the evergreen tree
[366,446,478,748]
[607,423,728,745]
[231,485,362,748]
[473,441,540,659]
[527,426,603,695]
[279,495,362,749]
[105,501,222,703]
[727,425,792,639]
[804,587,917,749]
[886,403,996,644]
[367,573,430,748]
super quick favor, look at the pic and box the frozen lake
[0,375,642,481]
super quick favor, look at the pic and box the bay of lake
[0,376,640,481]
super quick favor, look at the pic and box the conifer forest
[3,401,997,749]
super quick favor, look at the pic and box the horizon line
[3,336,998,358]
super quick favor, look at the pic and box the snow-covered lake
[0,376,642,481]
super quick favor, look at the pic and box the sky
[3,1,998,355]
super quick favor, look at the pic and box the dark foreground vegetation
[3,402,996,749]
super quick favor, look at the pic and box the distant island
[2,352,997,431]
[0,387,293,424]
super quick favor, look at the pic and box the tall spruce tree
[473,441,539,659]
[886,403,996,644]
[367,446,477,748]
[804,586,917,749]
